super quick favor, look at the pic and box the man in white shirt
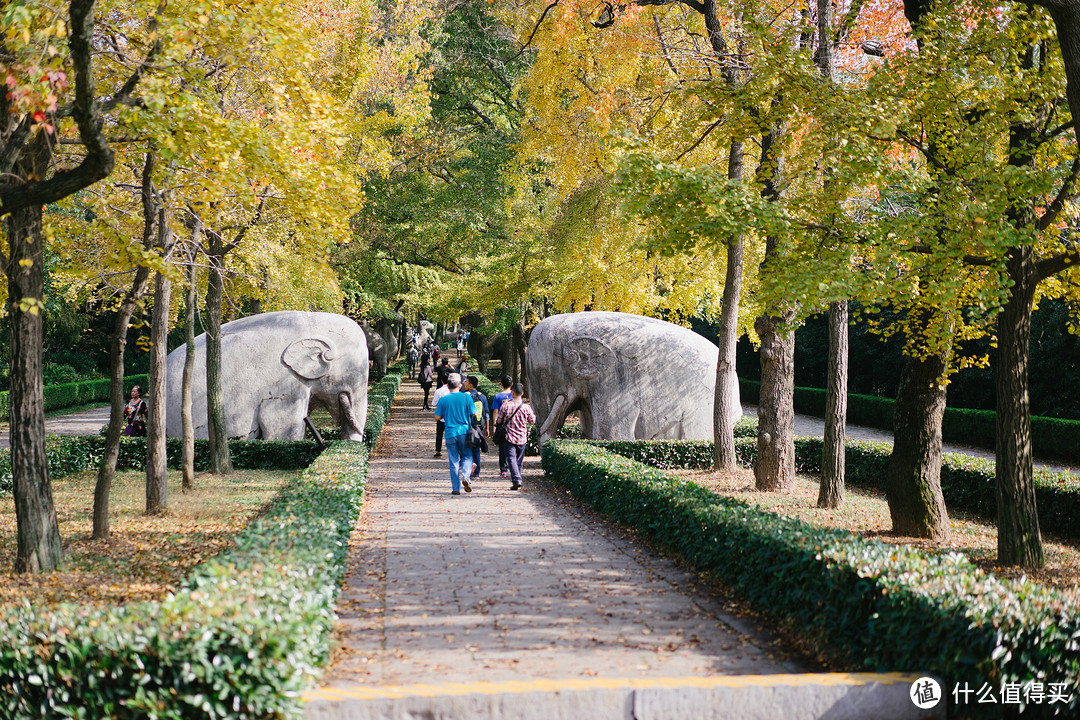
[431,374,456,458]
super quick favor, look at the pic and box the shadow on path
[323,378,806,688]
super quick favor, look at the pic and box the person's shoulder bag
[493,402,523,445]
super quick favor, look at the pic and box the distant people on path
[418,355,434,409]
[431,374,453,457]
[432,344,440,364]
[435,358,453,389]
[498,383,535,491]
[406,346,419,378]
[123,385,148,437]
[463,375,489,481]
[433,373,474,494]
[489,375,513,478]
[456,335,464,357]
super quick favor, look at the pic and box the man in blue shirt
[488,374,513,478]
[434,374,476,494]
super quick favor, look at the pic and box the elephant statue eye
[563,336,615,377]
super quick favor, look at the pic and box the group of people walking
[427,372,535,494]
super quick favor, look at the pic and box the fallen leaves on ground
[672,467,1079,599]
[0,468,291,608]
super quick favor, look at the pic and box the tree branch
[506,1,560,62]
[0,0,114,217]
[1036,153,1080,232]
[1036,248,1080,280]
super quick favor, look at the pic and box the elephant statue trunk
[337,390,365,442]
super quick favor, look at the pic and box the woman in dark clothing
[418,354,434,409]
[123,385,149,436]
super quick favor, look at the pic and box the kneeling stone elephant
[527,311,738,445]
[165,311,369,441]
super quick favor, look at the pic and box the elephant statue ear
[563,336,616,378]
[282,338,336,380]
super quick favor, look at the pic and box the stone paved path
[321,379,804,690]
[0,406,110,450]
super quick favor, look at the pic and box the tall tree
[0,0,156,571]
[92,152,157,539]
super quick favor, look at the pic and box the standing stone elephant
[375,315,401,363]
[165,311,369,441]
[527,311,737,446]
[363,322,389,376]
[466,331,507,374]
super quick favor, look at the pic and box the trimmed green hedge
[542,440,1080,718]
[0,440,368,719]
[0,369,406,717]
[740,378,1080,464]
[596,435,1080,543]
[0,374,149,421]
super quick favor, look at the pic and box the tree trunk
[754,310,796,490]
[714,139,744,471]
[6,205,62,572]
[512,322,528,394]
[753,115,796,492]
[182,243,198,491]
[146,267,171,514]
[885,334,951,540]
[92,270,152,536]
[205,242,232,474]
[995,248,1044,567]
[94,151,156,538]
[818,300,848,508]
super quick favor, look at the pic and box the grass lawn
[672,466,1080,599]
[0,468,291,609]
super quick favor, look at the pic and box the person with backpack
[488,375,513,477]
[406,345,419,378]
[496,383,535,491]
[418,355,435,409]
[463,375,489,481]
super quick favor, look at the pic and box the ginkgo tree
[0,0,167,572]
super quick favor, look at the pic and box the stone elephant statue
[374,314,401,362]
[526,311,738,446]
[466,331,508,374]
[362,321,389,376]
[165,311,369,441]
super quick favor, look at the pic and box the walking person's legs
[507,442,525,489]
[434,419,444,457]
[498,439,508,476]
[446,434,465,493]
[445,434,471,493]
[471,445,481,479]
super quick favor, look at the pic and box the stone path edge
[303,672,941,720]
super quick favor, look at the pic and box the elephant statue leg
[257,394,309,441]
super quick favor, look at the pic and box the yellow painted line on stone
[302,673,923,704]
